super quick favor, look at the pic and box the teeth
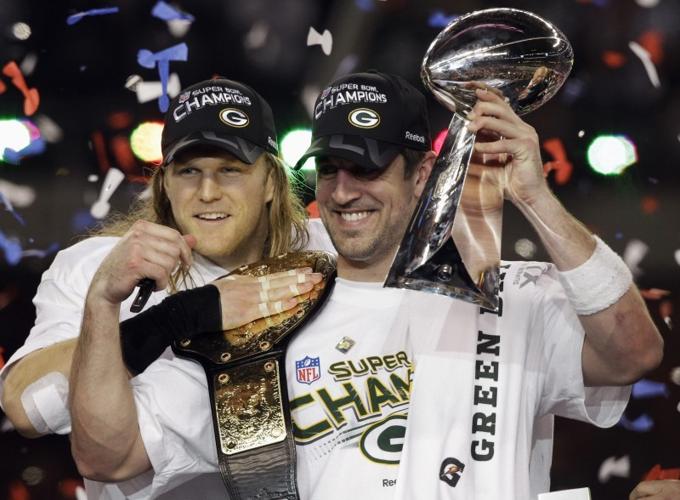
[340,211,370,222]
[196,213,226,220]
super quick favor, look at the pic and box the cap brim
[294,135,401,171]
[163,131,264,165]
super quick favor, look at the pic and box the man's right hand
[89,220,195,306]
[213,269,323,331]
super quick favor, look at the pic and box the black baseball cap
[295,70,432,171]
[161,78,279,165]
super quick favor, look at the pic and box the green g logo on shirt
[359,413,407,464]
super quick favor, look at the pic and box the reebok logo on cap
[348,108,380,129]
[219,108,250,128]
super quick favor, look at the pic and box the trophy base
[384,237,500,311]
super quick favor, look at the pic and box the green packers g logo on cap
[348,108,380,129]
[219,108,249,128]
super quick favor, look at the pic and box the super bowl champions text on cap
[173,84,253,123]
[315,82,387,119]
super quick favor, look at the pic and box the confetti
[640,288,670,300]
[428,11,458,28]
[643,464,680,481]
[90,168,125,219]
[0,191,25,225]
[2,61,40,116]
[0,179,35,208]
[598,455,630,483]
[660,300,672,329]
[132,73,181,104]
[542,138,573,185]
[631,379,669,399]
[151,1,195,22]
[19,52,38,76]
[669,367,680,386]
[674,249,680,266]
[514,238,537,259]
[601,50,626,69]
[66,7,120,26]
[307,27,333,56]
[618,414,654,432]
[137,43,188,112]
[2,137,46,164]
[244,22,269,50]
[623,239,648,277]
[0,230,23,265]
[629,41,661,88]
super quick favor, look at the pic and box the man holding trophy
[3,8,664,500]
[73,64,660,498]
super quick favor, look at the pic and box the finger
[475,87,508,104]
[468,100,517,124]
[256,298,298,318]
[467,115,531,139]
[137,260,172,291]
[127,222,192,268]
[259,281,316,302]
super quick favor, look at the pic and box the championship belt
[172,251,336,500]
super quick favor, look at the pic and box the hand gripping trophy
[385,8,574,310]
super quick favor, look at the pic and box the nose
[329,169,362,205]
[198,173,222,202]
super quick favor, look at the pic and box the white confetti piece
[598,455,630,483]
[307,27,333,56]
[629,41,661,88]
[90,168,125,219]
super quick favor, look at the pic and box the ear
[413,150,436,198]
[263,160,275,204]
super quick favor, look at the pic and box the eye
[177,166,200,176]
[219,165,241,174]
[316,164,338,178]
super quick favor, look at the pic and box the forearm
[1,339,77,437]
[69,295,149,481]
[517,189,662,384]
[515,189,595,270]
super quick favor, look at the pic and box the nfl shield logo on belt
[296,356,321,385]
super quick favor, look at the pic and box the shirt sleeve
[533,264,631,427]
[130,355,220,495]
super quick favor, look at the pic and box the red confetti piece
[542,138,573,185]
[111,135,136,172]
[0,345,5,370]
[8,480,30,500]
[640,288,671,300]
[58,478,84,499]
[638,30,664,65]
[107,111,133,130]
[306,200,319,218]
[2,61,40,116]
[643,464,680,480]
[641,195,660,214]
[602,50,627,68]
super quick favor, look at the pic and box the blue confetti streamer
[618,414,654,433]
[631,378,669,399]
[137,43,188,112]
[0,192,25,226]
[151,1,195,22]
[3,138,46,165]
[428,11,459,28]
[0,230,22,266]
[66,7,120,26]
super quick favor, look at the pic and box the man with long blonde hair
[0,78,333,499]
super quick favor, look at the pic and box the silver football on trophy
[385,8,573,310]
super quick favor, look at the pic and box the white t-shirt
[0,219,335,500]
[126,262,629,499]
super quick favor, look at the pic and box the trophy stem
[385,113,501,311]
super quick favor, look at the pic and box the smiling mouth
[338,210,373,222]
[194,212,228,221]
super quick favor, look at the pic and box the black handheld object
[130,278,155,313]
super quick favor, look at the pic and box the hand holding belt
[173,251,336,500]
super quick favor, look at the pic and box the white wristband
[557,235,633,316]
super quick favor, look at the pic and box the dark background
[1,0,678,498]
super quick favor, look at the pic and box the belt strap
[173,251,336,500]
